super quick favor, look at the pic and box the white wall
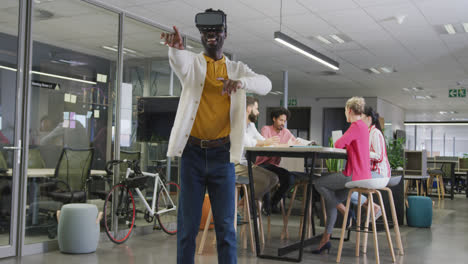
[376,98,405,132]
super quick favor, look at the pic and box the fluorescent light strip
[31,71,96,84]
[1,64,96,84]
[444,24,456,34]
[102,45,118,52]
[330,34,345,44]
[316,35,332,45]
[380,67,393,73]
[369,67,380,74]
[463,23,468,33]
[274,31,339,70]
[0,65,17,72]
[405,122,468,126]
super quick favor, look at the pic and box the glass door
[0,0,21,257]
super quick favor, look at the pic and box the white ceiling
[1,0,468,120]
[115,0,468,117]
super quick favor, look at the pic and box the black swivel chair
[46,147,95,204]
[26,147,94,238]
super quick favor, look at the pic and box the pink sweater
[255,125,296,166]
[335,120,372,181]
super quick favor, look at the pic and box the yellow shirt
[190,55,231,140]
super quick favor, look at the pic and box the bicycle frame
[125,168,177,217]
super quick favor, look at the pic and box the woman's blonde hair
[345,97,365,115]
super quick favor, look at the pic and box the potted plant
[386,137,406,175]
[325,137,344,173]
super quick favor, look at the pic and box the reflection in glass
[122,17,182,228]
[0,0,19,247]
[26,0,118,244]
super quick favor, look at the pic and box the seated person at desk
[313,97,388,254]
[347,106,391,217]
[256,107,298,214]
[360,106,391,211]
[235,96,279,202]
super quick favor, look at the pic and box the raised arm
[161,26,193,79]
[237,63,271,95]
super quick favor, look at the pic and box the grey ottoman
[58,204,102,254]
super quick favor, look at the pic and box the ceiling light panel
[316,35,332,45]
[380,67,393,73]
[330,34,345,44]
[463,23,468,33]
[444,24,456,34]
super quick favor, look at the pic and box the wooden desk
[245,146,346,262]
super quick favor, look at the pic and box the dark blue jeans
[177,142,237,264]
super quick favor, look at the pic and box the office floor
[1,195,467,264]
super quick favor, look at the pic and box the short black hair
[270,107,291,121]
[246,96,259,108]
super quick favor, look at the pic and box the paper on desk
[332,130,343,145]
[294,137,314,146]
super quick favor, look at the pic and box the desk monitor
[136,97,179,143]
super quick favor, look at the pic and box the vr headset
[195,9,227,32]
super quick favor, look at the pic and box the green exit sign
[280,98,297,107]
[449,88,466,98]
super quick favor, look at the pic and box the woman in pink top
[313,97,385,254]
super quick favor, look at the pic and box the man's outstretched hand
[217,78,243,96]
[160,26,184,50]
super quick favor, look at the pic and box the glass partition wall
[0,0,206,257]
[25,0,119,244]
[121,16,182,230]
[0,0,20,255]
[405,123,468,157]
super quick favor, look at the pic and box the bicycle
[103,159,180,244]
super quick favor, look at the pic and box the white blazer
[166,47,272,163]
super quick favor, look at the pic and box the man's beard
[248,112,258,123]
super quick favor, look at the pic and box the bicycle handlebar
[105,159,142,176]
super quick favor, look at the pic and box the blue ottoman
[406,196,432,228]
[58,204,102,254]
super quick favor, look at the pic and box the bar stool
[427,170,445,201]
[282,178,308,239]
[336,178,395,264]
[197,177,255,254]
[379,176,404,255]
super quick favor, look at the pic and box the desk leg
[247,154,261,256]
[451,164,455,200]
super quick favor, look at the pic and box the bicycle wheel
[104,184,136,244]
[156,182,180,235]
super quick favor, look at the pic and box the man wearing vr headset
[161,9,271,264]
